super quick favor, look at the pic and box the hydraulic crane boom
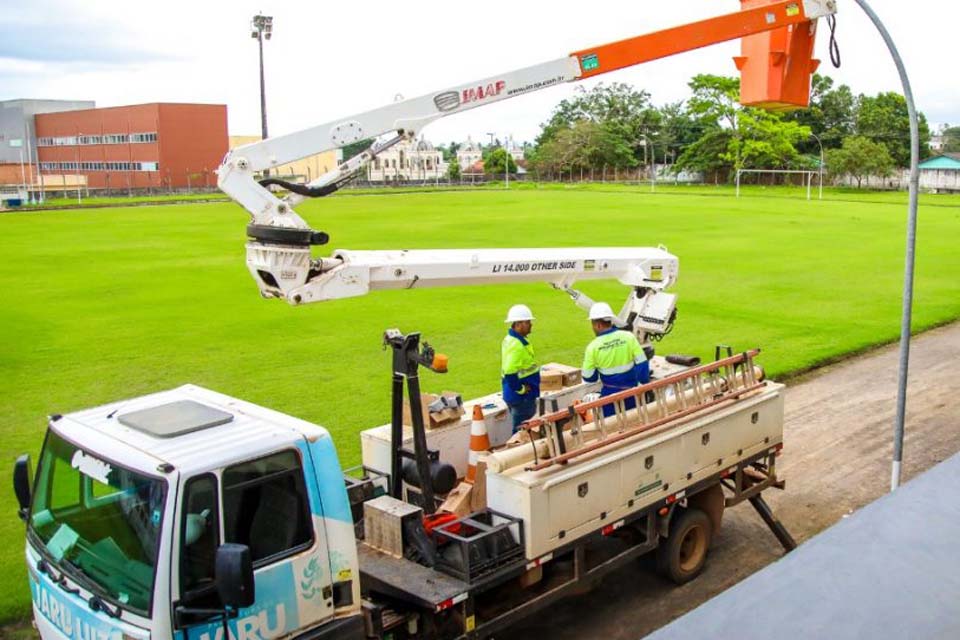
[220,0,835,337]
[219,0,834,233]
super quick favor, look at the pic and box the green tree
[674,74,809,176]
[531,120,636,173]
[942,126,960,153]
[826,135,895,188]
[786,74,856,153]
[672,129,734,175]
[484,148,517,175]
[732,109,810,169]
[658,101,705,164]
[447,157,461,180]
[677,74,743,173]
[686,74,740,128]
[855,92,931,166]
[535,83,661,164]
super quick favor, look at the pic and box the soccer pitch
[1,186,959,621]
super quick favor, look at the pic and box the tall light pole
[504,135,511,190]
[251,14,273,175]
[639,134,655,192]
[810,132,824,200]
[75,130,82,205]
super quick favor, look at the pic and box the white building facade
[368,137,447,182]
[505,135,525,162]
[456,137,482,172]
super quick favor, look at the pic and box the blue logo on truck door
[175,562,298,640]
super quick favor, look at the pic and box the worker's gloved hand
[582,392,601,403]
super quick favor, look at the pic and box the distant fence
[834,168,960,193]
[344,164,704,190]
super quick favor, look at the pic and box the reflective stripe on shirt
[582,329,646,389]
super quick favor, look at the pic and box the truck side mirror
[215,544,255,609]
[13,455,32,522]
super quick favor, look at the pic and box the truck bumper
[294,614,365,640]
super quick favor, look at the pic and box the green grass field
[2,186,959,622]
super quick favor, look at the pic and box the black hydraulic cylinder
[390,372,405,500]
[406,371,437,514]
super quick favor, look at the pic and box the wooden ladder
[521,349,766,471]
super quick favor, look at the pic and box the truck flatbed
[359,544,470,610]
[359,541,532,612]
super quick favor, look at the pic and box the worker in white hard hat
[501,304,540,432]
[582,302,649,418]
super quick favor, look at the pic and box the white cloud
[1,0,956,143]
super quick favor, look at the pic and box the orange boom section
[570,0,823,111]
[736,0,821,111]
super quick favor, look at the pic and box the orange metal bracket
[570,0,825,110]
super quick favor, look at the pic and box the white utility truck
[15,2,834,638]
[15,326,791,640]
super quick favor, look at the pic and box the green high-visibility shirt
[501,329,540,403]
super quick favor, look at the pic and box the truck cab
[16,385,364,640]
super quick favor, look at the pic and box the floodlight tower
[251,14,273,174]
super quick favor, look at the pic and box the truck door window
[222,450,313,565]
[179,474,219,596]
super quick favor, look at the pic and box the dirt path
[500,322,960,640]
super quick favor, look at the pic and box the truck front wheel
[656,507,712,584]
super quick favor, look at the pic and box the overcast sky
[1,0,956,144]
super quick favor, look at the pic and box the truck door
[175,448,335,639]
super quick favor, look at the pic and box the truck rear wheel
[657,507,712,584]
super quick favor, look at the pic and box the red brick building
[35,103,228,190]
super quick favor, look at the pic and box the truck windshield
[28,430,166,616]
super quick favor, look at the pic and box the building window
[222,450,313,565]
[130,132,158,143]
[37,132,159,147]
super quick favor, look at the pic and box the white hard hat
[589,302,616,321]
[505,304,535,323]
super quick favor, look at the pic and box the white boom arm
[217,0,835,228]
[248,245,680,342]
[218,56,579,229]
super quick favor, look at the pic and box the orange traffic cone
[466,404,490,483]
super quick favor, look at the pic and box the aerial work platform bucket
[735,0,822,111]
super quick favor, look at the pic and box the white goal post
[735,169,823,200]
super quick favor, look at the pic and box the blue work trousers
[507,395,538,433]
